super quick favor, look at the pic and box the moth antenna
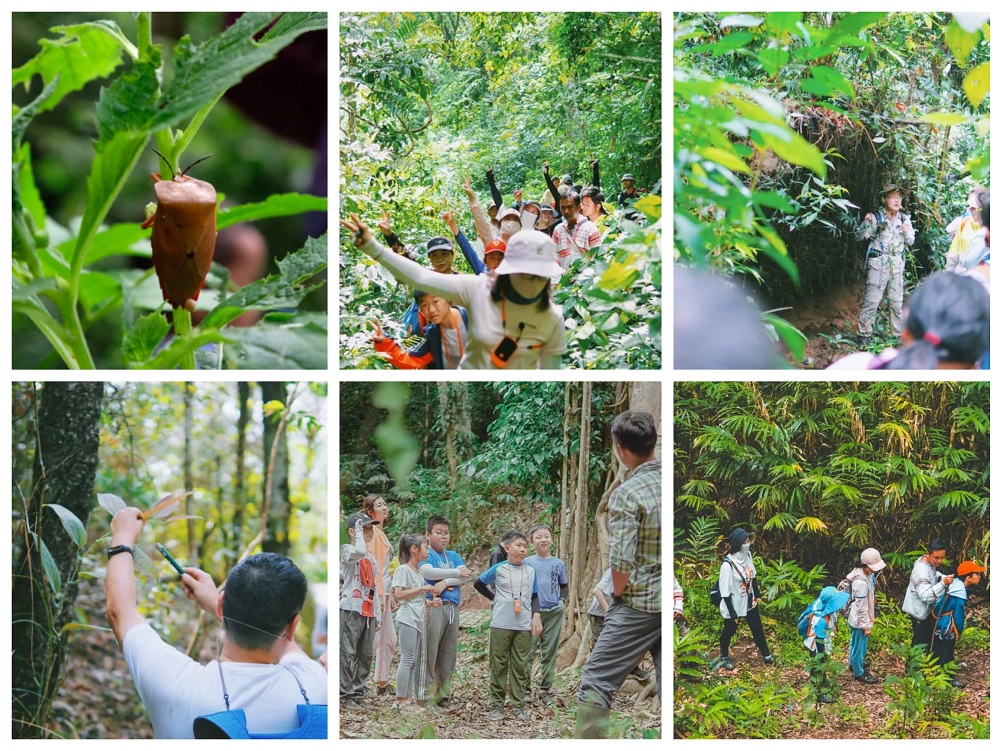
[151,148,176,180]
[180,154,214,176]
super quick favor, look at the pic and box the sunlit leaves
[962,62,990,108]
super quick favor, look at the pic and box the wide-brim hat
[878,184,908,198]
[727,528,755,549]
[494,230,564,279]
[621,173,636,182]
[813,585,850,617]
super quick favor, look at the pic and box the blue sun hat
[812,585,850,617]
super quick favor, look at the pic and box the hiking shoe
[538,690,552,705]
[763,655,775,665]
[950,679,967,689]
[854,672,880,685]
[631,667,649,679]
[376,683,394,695]
[341,697,365,710]
[514,707,529,720]
[721,657,735,670]
[489,707,504,722]
[863,659,872,672]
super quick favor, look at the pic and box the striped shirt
[609,459,661,612]
[552,215,601,269]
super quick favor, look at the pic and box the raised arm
[444,210,486,275]
[106,507,148,646]
[342,214,477,306]
[543,163,562,206]
[462,177,500,246]
[486,166,504,213]
[590,158,600,189]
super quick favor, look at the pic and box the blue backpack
[796,604,815,639]
[193,663,327,739]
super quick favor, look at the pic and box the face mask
[501,220,521,236]
[741,542,751,552]
[520,211,537,229]
[510,274,548,300]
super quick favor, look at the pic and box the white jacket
[846,567,874,630]
[902,558,947,620]
[717,552,756,619]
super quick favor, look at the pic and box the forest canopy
[340,13,663,370]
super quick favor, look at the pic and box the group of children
[343,511,621,720]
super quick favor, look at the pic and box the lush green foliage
[340,13,662,369]
[674,12,990,344]
[12,13,328,369]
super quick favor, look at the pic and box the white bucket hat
[494,230,564,279]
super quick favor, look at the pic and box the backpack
[836,577,853,618]
[796,604,814,639]
[710,556,746,607]
[193,663,327,739]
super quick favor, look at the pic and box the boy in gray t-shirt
[474,530,543,721]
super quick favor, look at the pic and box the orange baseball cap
[484,239,507,255]
[957,561,986,576]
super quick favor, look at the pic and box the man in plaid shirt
[553,193,601,270]
[576,410,661,737]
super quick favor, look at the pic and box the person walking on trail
[846,547,886,685]
[716,528,774,670]
[855,184,915,344]
[932,560,985,688]
[576,411,661,738]
[902,539,955,651]
[798,585,850,704]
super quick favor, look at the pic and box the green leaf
[122,312,171,364]
[758,130,826,176]
[13,277,59,301]
[83,223,151,264]
[631,195,662,221]
[700,146,750,174]
[810,66,855,98]
[45,504,87,547]
[764,312,807,360]
[919,112,969,126]
[945,19,979,65]
[61,622,114,635]
[757,46,790,76]
[153,13,327,133]
[12,22,134,116]
[12,75,61,152]
[40,538,61,592]
[201,234,328,329]
[79,272,122,318]
[97,493,127,515]
[752,190,797,213]
[690,32,755,57]
[597,260,641,292]
[224,312,327,369]
[963,62,990,109]
[828,12,886,40]
[94,57,162,142]
[415,723,438,739]
[217,193,329,229]
[719,15,763,29]
[15,144,47,232]
[764,13,802,34]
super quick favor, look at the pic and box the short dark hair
[560,191,581,207]
[414,289,429,303]
[490,273,551,312]
[883,272,989,369]
[611,411,658,456]
[929,538,947,553]
[502,529,527,545]
[426,514,450,534]
[528,524,551,539]
[222,553,307,651]
[982,194,990,229]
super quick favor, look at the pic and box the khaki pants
[489,627,532,708]
[858,253,904,336]
[526,601,565,692]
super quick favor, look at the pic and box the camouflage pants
[858,253,904,336]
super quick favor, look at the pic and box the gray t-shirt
[588,568,614,618]
[478,561,538,631]
[392,564,426,631]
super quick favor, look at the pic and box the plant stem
[172,308,197,370]
[137,13,153,62]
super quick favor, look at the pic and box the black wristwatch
[107,544,134,559]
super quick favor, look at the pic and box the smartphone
[155,543,185,578]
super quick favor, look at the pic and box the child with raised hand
[474,530,544,722]
[932,560,986,688]
[524,524,568,702]
[339,513,382,709]
[391,534,439,711]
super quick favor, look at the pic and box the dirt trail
[777,283,865,369]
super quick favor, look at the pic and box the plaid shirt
[552,215,601,269]
[609,459,661,612]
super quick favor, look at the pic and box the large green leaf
[963,62,990,109]
[945,19,979,65]
[223,312,327,369]
[122,312,171,364]
[218,193,328,229]
[45,504,87,548]
[12,21,134,116]
[39,538,61,592]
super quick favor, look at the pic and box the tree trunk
[262,382,291,556]
[183,382,197,562]
[232,381,250,558]
[566,382,592,640]
[11,382,104,738]
[437,382,471,490]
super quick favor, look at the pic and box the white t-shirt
[360,237,566,369]
[123,623,328,739]
[391,564,427,631]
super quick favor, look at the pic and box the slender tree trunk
[567,382,592,639]
[183,382,197,562]
[262,382,291,556]
[11,382,104,739]
[232,381,250,558]
[438,382,471,490]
